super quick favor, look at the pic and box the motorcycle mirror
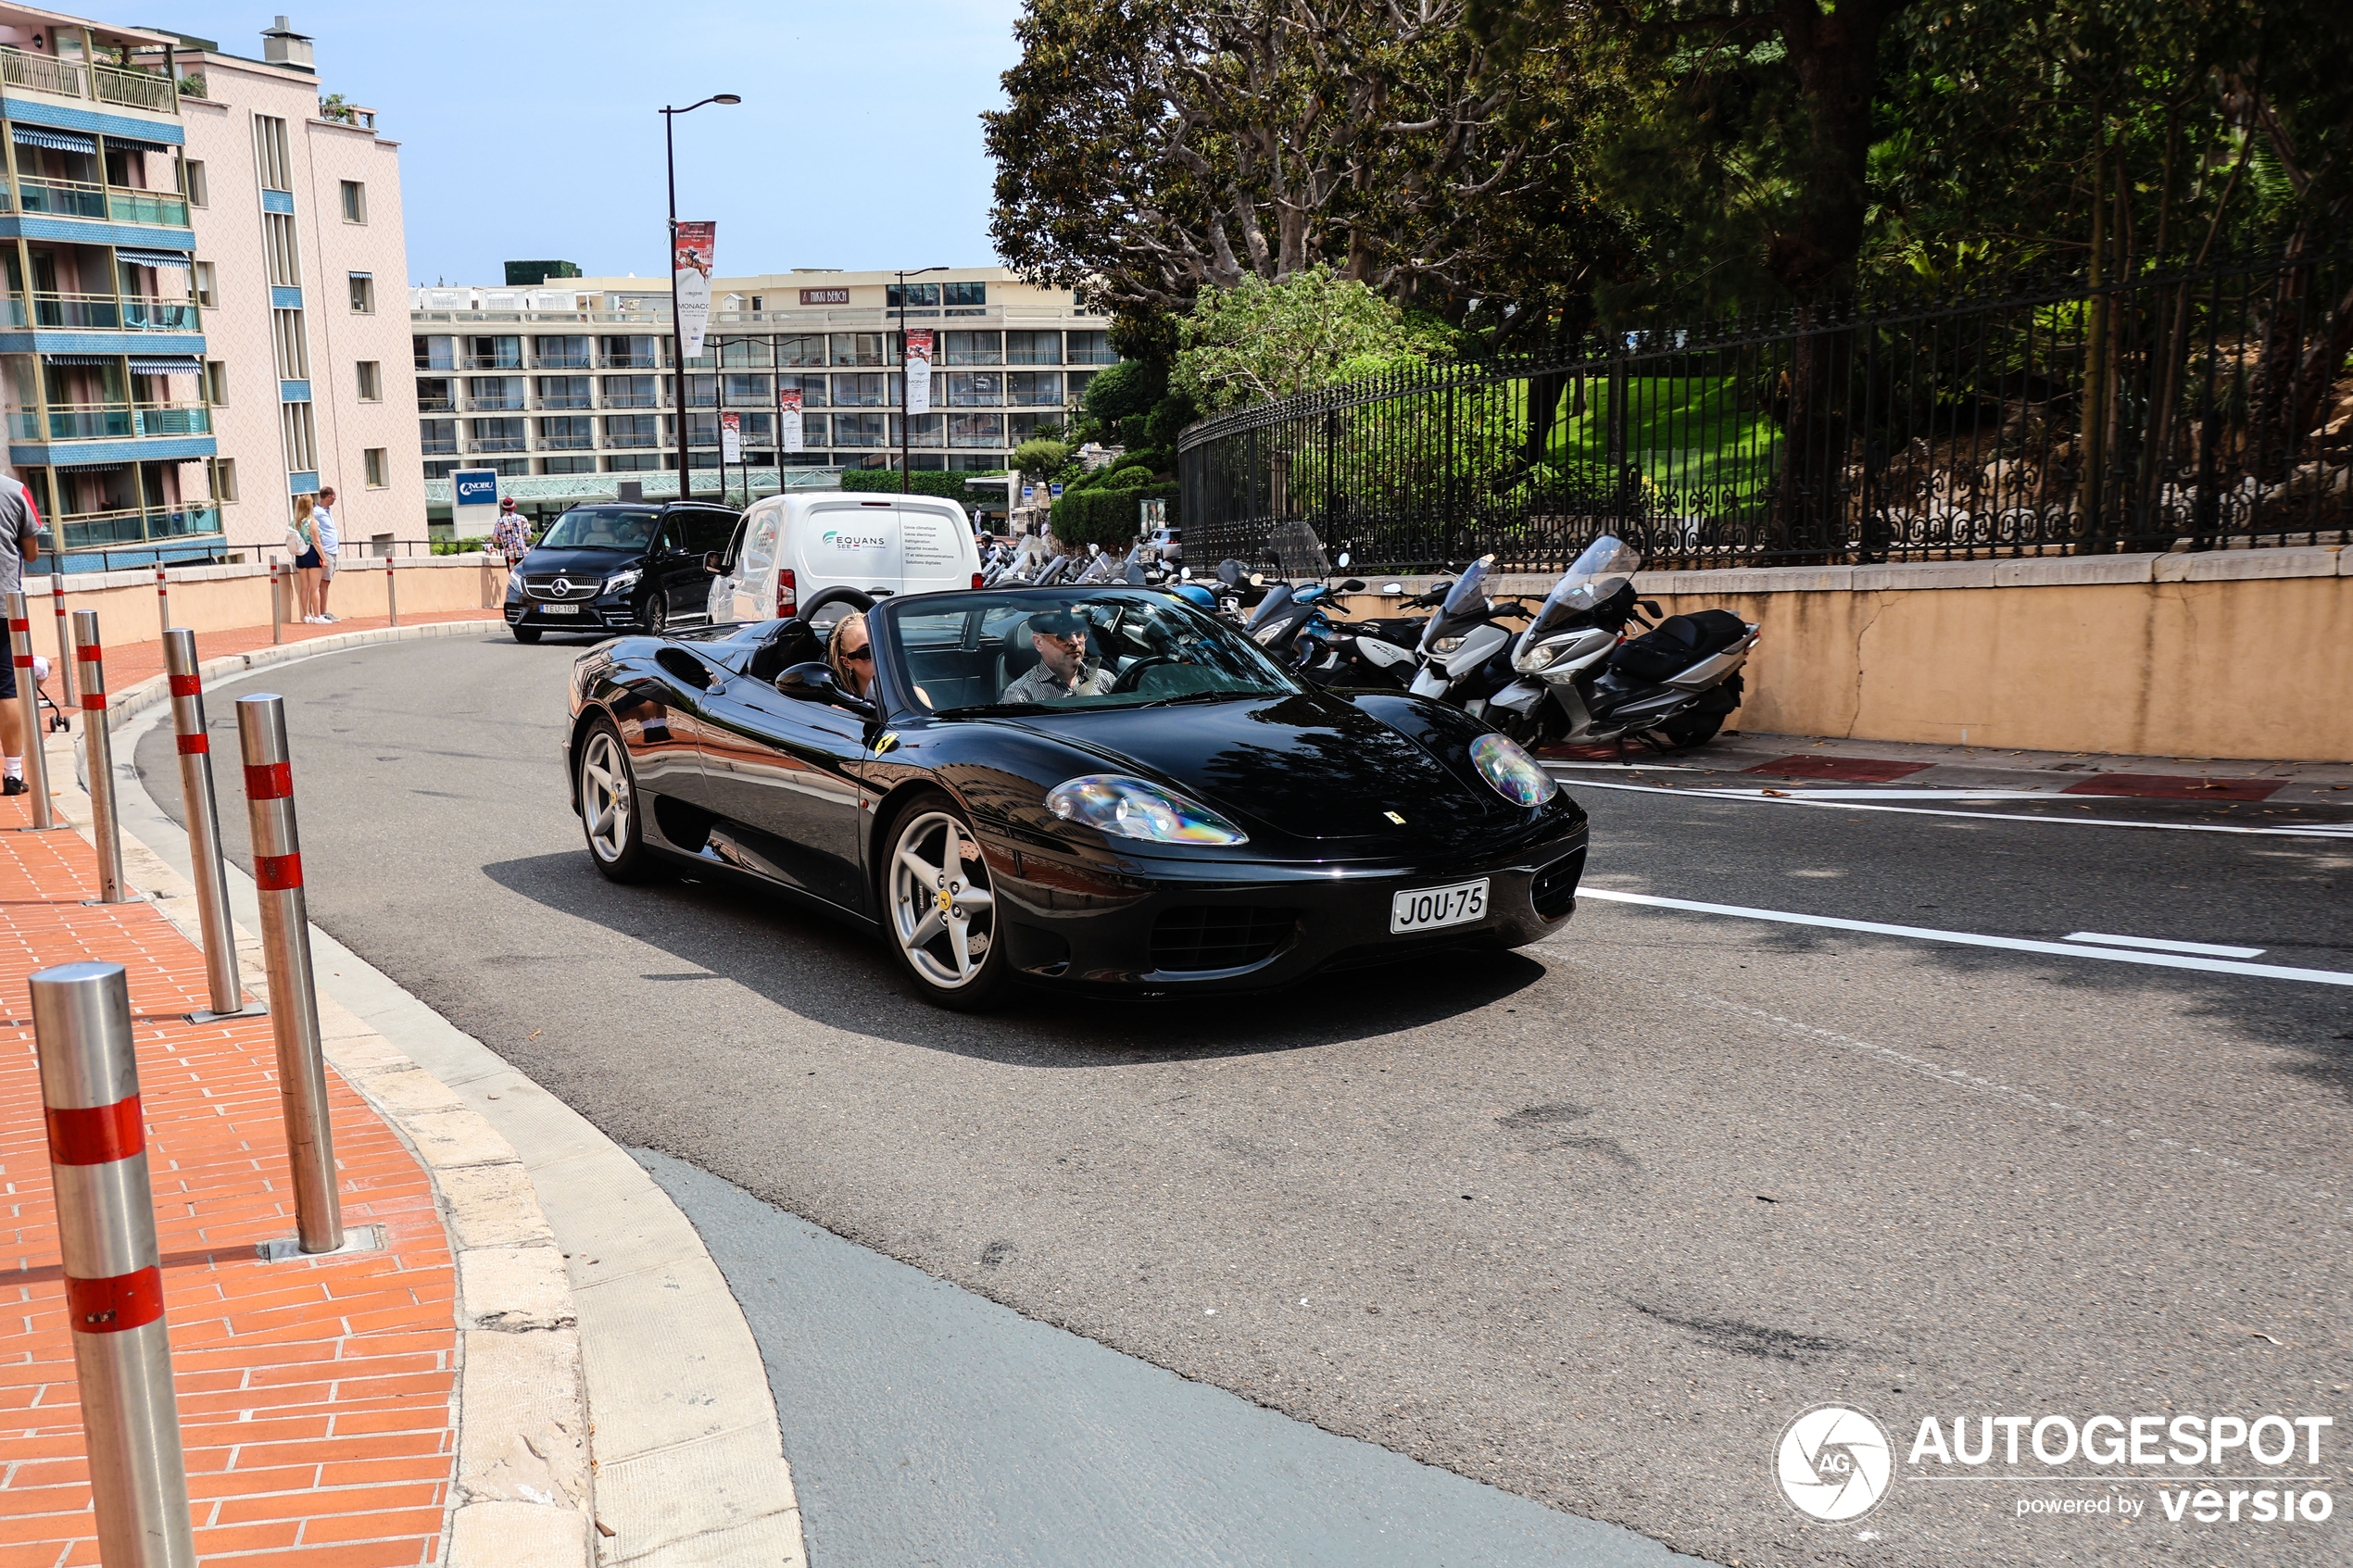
[1337,551,1352,569]
[1641,599,1663,615]
[1382,582,1404,595]
[1249,572,1264,587]
[1340,578,1365,593]
[1180,566,1193,580]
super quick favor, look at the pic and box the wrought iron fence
[1177,244,2353,574]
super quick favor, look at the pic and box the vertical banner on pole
[673,221,715,360]
[777,388,803,453]
[903,329,934,416]
[720,412,742,464]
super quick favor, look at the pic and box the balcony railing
[418,396,456,413]
[421,437,459,455]
[601,391,663,408]
[25,293,199,332]
[1065,347,1120,364]
[537,433,596,451]
[57,504,220,552]
[535,353,593,369]
[468,395,526,411]
[536,394,593,410]
[600,352,664,369]
[461,354,523,370]
[17,402,212,440]
[17,177,106,220]
[93,63,178,113]
[0,45,88,100]
[109,190,189,226]
[603,432,661,448]
[465,435,528,453]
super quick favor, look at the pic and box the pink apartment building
[0,6,418,568]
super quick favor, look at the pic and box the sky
[144,1,1029,286]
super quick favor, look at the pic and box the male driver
[1001,608,1115,703]
[0,475,42,795]
[313,486,341,621]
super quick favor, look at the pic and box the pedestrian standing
[313,485,342,622]
[490,496,530,577]
[0,474,43,797]
[287,495,324,622]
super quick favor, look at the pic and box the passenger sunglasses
[841,646,873,662]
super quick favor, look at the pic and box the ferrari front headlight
[1470,733,1556,807]
[1045,774,1248,845]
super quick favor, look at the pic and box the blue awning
[13,127,95,155]
[129,357,202,376]
[100,136,175,155]
[40,354,118,366]
[115,248,191,270]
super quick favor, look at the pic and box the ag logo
[1776,1404,1892,1522]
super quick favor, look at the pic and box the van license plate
[1391,878,1488,934]
[539,605,580,615]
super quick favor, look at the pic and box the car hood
[1002,691,1501,840]
[519,546,639,581]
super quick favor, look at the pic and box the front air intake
[1150,907,1296,972]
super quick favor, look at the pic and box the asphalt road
[133,633,2353,1567]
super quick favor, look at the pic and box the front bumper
[988,824,1587,995]
[508,594,640,632]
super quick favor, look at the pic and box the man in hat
[1001,608,1116,703]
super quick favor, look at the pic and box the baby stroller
[27,653,68,734]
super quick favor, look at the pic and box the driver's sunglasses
[841,646,874,662]
[1042,632,1087,648]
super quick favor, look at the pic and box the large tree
[985,0,1622,336]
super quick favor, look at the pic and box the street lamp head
[712,94,742,105]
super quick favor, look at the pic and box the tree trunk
[1762,0,1902,556]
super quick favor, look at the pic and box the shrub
[432,535,489,556]
[1143,390,1198,449]
[1010,437,1071,476]
[1107,463,1156,490]
[1050,482,1179,548]
[840,468,1000,504]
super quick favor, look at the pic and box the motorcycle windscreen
[1419,555,1495,653]
[1528,535,1643,637]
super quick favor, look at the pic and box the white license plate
[538,604,580,615]
[1390,877,1488,934]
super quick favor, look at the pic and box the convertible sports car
[562,585,1589,1009]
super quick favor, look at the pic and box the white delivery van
[707,492,982,625]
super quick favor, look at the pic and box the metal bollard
[7,592,54,830]
[73,611,127,904]
[153,565,170,639]
[235,695,342,1253]
[29,960,199,1568]
[385,555,398,627]
[164,631,258,1023]
[50,569,75,709]
[270,560,283,646]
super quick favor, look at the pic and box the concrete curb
[94,622,808,1567]
[44,696,597,1564]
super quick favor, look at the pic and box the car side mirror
[775,660,878,719]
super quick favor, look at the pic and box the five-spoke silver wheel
[581,730,633,863]
[887,809,997,991]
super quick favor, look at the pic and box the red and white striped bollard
[72,609,127,903]
[235,694,342,1252]
[29,960,198,1568]
[153,564,170,639]
[49,569,74,709]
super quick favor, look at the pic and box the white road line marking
[1555,775,2353,839]
[1577,887,2353,986]
[2065,931,2268,959]
[1677,787,2051,800]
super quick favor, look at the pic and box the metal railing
[600,352,664,369]
[535,352,593,369]
[57,504,220,551]
[92,62,177,113]
[417,395,456,413]
[0,44,87,98]
[536,393,593,409]
[27,292,199,332]
[467,394,526,411]
[109,190,188,225]
[16,175,107,219]
[10,402,212,440]
[465,435,528,453]
[1178,242,2353,572]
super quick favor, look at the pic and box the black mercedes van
[502,501,739,643]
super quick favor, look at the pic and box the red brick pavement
[0,787,459,1563]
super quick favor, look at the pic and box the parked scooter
[1489,534,1755,750]
[1403,557,1542,715]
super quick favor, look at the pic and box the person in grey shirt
[0,477,44,795]
[312,486,342,622]
[1001,608,1116,703]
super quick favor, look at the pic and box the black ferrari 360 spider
[563,585,1588,1009]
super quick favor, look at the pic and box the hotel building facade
[0,7,419,568]
[410,266,1119,527]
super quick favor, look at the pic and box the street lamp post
[894,266,947,495]
[661,93,740,506]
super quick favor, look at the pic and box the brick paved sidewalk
[40,608,503,701]
[0,797,461,1564]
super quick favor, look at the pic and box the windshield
[882,588,1303,714]
[536,507,657,552]
[1441,556,1493,617]
[1529,535,1643,635]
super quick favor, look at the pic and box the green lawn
[1540,374,1780,506]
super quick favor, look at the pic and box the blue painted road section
[638,1150,1708,1568]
